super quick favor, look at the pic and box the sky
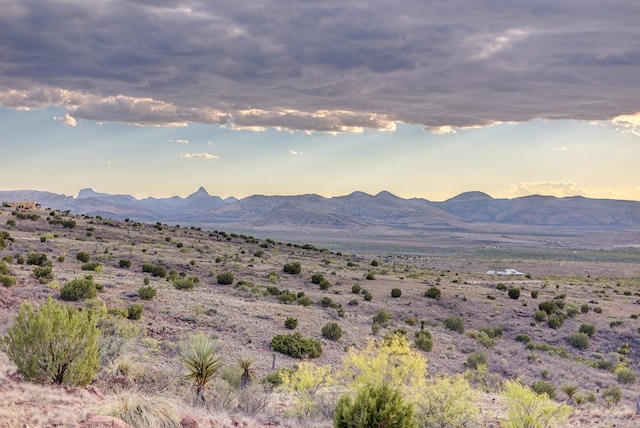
[0,0,639,201]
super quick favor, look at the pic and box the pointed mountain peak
[77,188,99,199]
[187,186,210,199]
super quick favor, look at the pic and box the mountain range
[2,188,640,233]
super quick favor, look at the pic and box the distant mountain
[1,188,639,230]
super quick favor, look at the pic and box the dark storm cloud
[0,0,639,131]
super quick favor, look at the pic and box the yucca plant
[182,335,223,404]
[559,380,579,401]
[238,357,257,389]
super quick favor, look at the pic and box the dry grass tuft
[101,389,183,428]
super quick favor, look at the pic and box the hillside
[0,206,639,426]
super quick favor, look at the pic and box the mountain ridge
[2,188,640,230]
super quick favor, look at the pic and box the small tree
[283,262,301,274]
[508,288,521,300]
[391,288,402,298]
[60,276,97,301]
[3,298,99,385]
[182,334,223,404]
[238,357,257,389]
[503,380,571,428]
[334,383,416,428]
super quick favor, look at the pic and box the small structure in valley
[3,201,41,211]
[486,268,525,275]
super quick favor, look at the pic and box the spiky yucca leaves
[182,334,223,404]
[238,357,257,389]
[559,381,579,401]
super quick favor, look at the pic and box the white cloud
[553,147,567,151]
[181,153,219,159]
[289,150,303,155]
[54,113,77,127]
[611,113,640,136]
[511,181,586,197]
[170,139,189,144]
[430,126,456,135]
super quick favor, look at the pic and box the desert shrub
[142,263,166,278]
[334,383,415,428]
[216,272,234,285]
[567,332,590,349]
[127,304,144,320]
[534,310,547,322]
[370,260,380,266]
[4,297,99,385]
[566,305,579,318]
[76,251,90,263]
[497,283,507,291]
[5,219,16,227]
[530,380,556,398]
[414,330,433,352]
[270,332,322,358]
[33,266,54,284]
[594,306,603,314]
[365,272,376,280]
[531,290,539,298]
[283,261,301,274]
[311,273,325,284]
[525,342,570,358]
[444,316,464,334]
[538,301,556,315]
[284,317,298,330]
[547,315,565,330]
[503,380,571,428]
[119,259,131,268]
[60,276,97,301]
[615,367,637,384]
[580,304,589,313]
[391,288,402,298]
[508,288,521,300]
[352,283,362,294]
[0,274,17,287]
[373,310,392,328]
[297,295,312,306]
[424,286,441,299]
[602,386,622,406]
[138,286,157,300]
[364,291,373,301]
[16,254,25,264]
[102,391,182,428]
[319,279,331,290]
[479,326,504,339]
[578,323,596,337]
[515,334,531,344]
[466,352,487,370]
[81,261,102,272]
[57,255,65,262]
[278,292,297,304]
[27,252,48,266]
[321,322,343,341]
[173,278,195,290]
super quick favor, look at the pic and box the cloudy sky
[1,0,639,201]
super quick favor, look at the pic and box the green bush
[497,283,507,292]
[352,283,362,294]
[567,332,589,349]
[311,273,325,284]
[515,334,531,344]
[391,288,402,298]
[319,279,332,290]
[173,278,196,290]
[444,316,464,334]
[365,272,376,280]
[266,286,281,295]
[216,272,234,285]
[1,274,17,287]
[578,323,596,337]
[547,315,565,330]
[283,262,301,275]
[138,286,157,300]
[284,317,298,329]
[370,260,380,267]
[479,326,504,338]
[27,252,48,266]
[602,386,622,406]
[594,306,603,314]
[142,263,166,278]
[538,301,556,315]
[373,310,392,328]
[119,259,131,268]
[334,383,415,428]
[424,286,441,299]
[81,261,102,272]
[297,296,312,306]
[508,288,521,300]
[321,322,343,341]
[364,292,373,301]
[127,304,144,320]
[60,277,97,301]
[534,310,547,322]
[530,380,556,399]
[466,352,487,370]
[580,304,589,314]
[270,332,322,358]
[76,251,90,263]
[3,297,99,385]
[531,290,539,298]
[615,367,637,384]
[33,266,54,284]
[415,330,433,352]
